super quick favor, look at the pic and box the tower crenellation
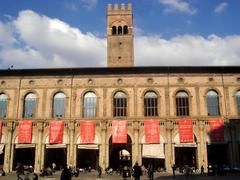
[107,3,134,67]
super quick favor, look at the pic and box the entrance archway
[44,146,67,170]
[109,135,132,170]
[76,135,100,170]
[12,135,36,171]
[13,146,35,170]
[206,132,229,166]
[141,134,165,170]
[173,133,197,170]
[44,135,68,170]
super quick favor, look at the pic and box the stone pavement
[0,171,240,180]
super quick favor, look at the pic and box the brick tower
[107,3,134,67]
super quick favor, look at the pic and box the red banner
[18,120,32,143]
[80,120,95,143]
[210,118,224,142]
[178,119,193,143]
[49,121,64,144]
[0,120,2,143]
[112,120,127,143]
[144,120,160,143]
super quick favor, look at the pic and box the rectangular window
[176,97,189,116]
[114,98,127,117]
[0,100,7,118]
[144,98,158,116]
[53,98,65,118]
[24,99,36,118]
[207,97,220,116]
[83,97,96,118]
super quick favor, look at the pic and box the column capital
[7,122,14,132]
[166,120,173,131]
[133,121,139,131]
[37,122,44,132]
[68,121,75,130]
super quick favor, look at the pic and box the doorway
[175,147,196,170]
[44,147,67,170]
[13,147,35,170]
[109,135,132,170]
[207,144,228,165]
[77,148,99,170]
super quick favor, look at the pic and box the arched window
[114,91,127,117]
[83,92,97,118]
[118,26,122,35]
[123,25,128,34]
[112,26,117,35]
[176,91,189,116]
[206,90,220,116]
[0,94,7,118]
[236,91,240,115]
[23,93,36,118]
[53,92,66,118]
[144,91,158,116]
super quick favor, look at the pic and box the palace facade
[0,3,240,173]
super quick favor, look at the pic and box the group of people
[121,163,154,180]
[16,163,38,180]
[15,162,155,180]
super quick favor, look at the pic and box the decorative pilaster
[3,122,14,172]
[198,120,207,172]
[100,120,107,171]
[68,121,75,167]
[165,120,173,172]
[35,121,44,172]
[132,120,139,165]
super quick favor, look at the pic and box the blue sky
[0,0,240,68]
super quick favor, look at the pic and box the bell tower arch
[107,3,134,67]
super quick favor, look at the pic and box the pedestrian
[201,165,204,175]
[97,165,102,178]
[52,162,56,172]
[172,164,176,179]
[16,163,24,180]
[33,173,38,180]
[60,164,72,180]
[133,162,142,180]
[122,166,130,180]
[148,164,154,180]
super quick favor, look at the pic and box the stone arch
[112,26,117,35]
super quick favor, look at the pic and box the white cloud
[214,2,228,14]
[65,0,98,11]
[135,34,240,66]
[0,22,16,48]
[159,0,197,15]
[0,10,106,68]
[1,10,240,69]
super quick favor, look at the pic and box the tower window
[112,26,117,35]
[118,26,122,35]
[123,25,128,34]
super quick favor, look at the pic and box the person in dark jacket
[133,162,142,180]
[148,164,154,180]
[60,164,72,180]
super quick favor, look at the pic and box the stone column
[100,120,107,171]
[132,121,139,165]
[3,122,14,172]
[198,120,207,171]
[68,121,75,167]
[165,120,173,173]
[35,121,44,172]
